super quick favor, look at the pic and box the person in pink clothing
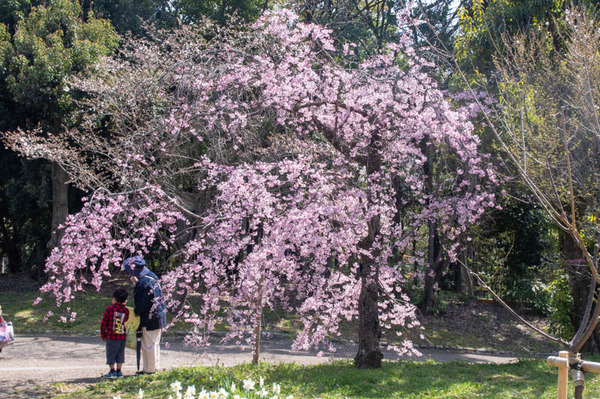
[0,305,6,352]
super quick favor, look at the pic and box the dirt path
[0,334,523,398]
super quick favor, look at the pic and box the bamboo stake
[558,351,569,399]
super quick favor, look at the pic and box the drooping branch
[459,259,568,346]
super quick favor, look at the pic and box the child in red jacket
[101,288,129,378]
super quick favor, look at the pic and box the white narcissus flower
[138,388,144,399]
[113,396,122,399]
[286,396,294,399]
[257,388,269,398]
[243,378,255,391]
[198,390,210,399]
[272,383,281,395]
[183,385,196,399]
[170,380,182,392]
[231,382,237,393]
[259,377,265,387]
[218,387,229,398]
[232,395,241,399]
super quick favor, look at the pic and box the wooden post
[558,351,569,399]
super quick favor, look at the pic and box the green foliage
[455,0,567,76]
[421,289,453,317]
[546,272,575,340]
[81,0,178,36]
[0,23,11,65]
[0,150,52,274]
[473,194,554,315]
[56,360,600,398]
[176,0,265,25]
[503,278,550,315]
[1,0,119,122]
[0,0,37,32]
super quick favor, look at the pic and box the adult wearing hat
[123,256,167,375]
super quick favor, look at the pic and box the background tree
[492,5,600,347]
[455,5,600,396]
[0,0,118,271]
[0,151,52,276]
[453,0,600,357]
[455,0,579,77]
[81,0,178,36]
[175,0,267,25]
[287,0,460,57]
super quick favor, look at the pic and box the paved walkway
[0,335,520,398]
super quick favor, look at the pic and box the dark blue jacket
[134,269,167,331]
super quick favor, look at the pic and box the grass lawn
[0,289,109,335]
[53,359,600,398]
[0,276,211,336]
[0,289,294,338]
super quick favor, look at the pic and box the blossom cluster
[39,186,185,308]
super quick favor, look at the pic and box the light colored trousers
[141,327,161,373]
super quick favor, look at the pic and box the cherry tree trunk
[48,162,69,250]
[354,211,383,368]
[354,253,383,368]
[354,140,384,369]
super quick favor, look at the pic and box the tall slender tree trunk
[453,249,474,296]
[218,0,228,25]
[33,238,47,280]
[252,265,265,365]
[420,143,445,315]
[0,220,21,273]
[48,162,69,250]
[421,223,445,315]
